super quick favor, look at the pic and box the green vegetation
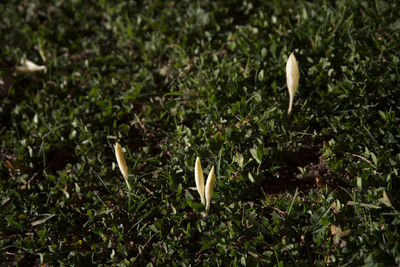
[1,0,400,265]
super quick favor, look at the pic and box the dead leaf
[331,225,351,238]
[235,119,249,127]
[315,175,326,188]
[31,214,55,226]
[331,224,351,245]
[378,190,393,208]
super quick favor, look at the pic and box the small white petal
[205,166,215,212]
[286,52,299,115]
[114,143,131,190]
[195,157,205,205]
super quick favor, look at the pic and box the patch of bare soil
[265,143,352,196]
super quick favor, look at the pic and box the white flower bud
[16,59,47,73]
[114,142,131,190]
[194,157,205,205]
[286,52,299,115]
[205,166,215,213]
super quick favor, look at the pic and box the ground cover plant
[1,0,400,265]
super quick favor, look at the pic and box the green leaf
[250,144,263,164]
[235,152,244,168]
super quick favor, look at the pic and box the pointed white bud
[114,142,131,190]
[16,59,47,73]
[205,166,215,213]
[194,157,205,205]
[286,52,299,115]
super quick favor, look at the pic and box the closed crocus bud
[16,59,47,73]
[286,52,299,115]
[204,166,215,214]
[114,142,131,190]
[195,157,205,205]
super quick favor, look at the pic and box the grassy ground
[1,0,400,265]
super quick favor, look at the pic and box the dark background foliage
[1,0,399,265]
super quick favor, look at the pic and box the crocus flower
[205,166,215,213]
[194,157,205,205]
[16,59,47,73]
[114,142,131,190]
[194,157,216,216]
[286,52,299,115]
